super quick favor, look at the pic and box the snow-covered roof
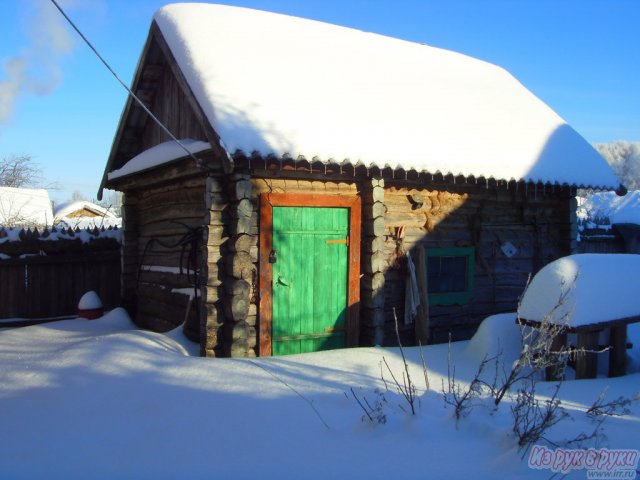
[0,187,53,227]
[148,3,618,189]
[53,200,122,229]
[108,139,211,180]
[518,254,640,328]
[54,201,117,219]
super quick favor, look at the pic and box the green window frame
[425,247,475,305]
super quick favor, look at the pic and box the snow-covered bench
[518,254,640,379]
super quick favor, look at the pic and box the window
[426,247,474,305]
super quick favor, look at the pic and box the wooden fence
[0,226,122,320]
[0,251,121,319]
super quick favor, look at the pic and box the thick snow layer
[1,309,638,479]
[151,4,618,189]
[108,139,211,180]
[578,190,640,225]
[518,254,640,327]
[0,186,53,226]
[465,313,522,363]
[77,291,103,310]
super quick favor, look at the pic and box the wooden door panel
[272,206,348,355]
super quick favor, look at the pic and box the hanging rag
[404,251,420,325]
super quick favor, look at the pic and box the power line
[49,0,203,166]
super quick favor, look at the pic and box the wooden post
[575,330,600,379]
[360,177,386,346]
[608,324,627,377]
[414,245,430,345]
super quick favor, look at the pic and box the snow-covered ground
[1,309,638,479]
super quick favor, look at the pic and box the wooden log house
[99,4,621,357]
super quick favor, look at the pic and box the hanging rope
[49,0,203,166]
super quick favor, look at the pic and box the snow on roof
[151,3,618,188]
[54,201,117,219]
[108,139,211,180]
[0,187,53,227]
[518,254,640,328]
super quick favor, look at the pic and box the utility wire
[49,0,203,165]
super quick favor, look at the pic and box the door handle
[276,275,290,287]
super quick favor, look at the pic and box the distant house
[100,4,621,358]
[0,187,53,228]
[54,201,121,229]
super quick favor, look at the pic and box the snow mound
[518,254,640,328]
[78,291,103,310]
[465,313,522,363]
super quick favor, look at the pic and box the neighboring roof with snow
[53,200,122,229]
[0,187,53,227]
[54,201,118,219]
[518,254,640,328]
[108,139,211,180]
[135,3,619,189]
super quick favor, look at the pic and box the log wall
[123,174,207,337]
[381,182,574,343]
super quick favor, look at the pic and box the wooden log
[364,216,385,237]
[575,331,599,380]
[608,324,627,377]
[363,201,386,219]
[204,285,223,302]
[225,278,251,296]
[224,294,250,322]
[361,271,385,291]
[234,179,253,200]
[229,234,257,253]
[226,252,255,280]
[234,198,254,218]
[363,185,384,204]
[362,236,386,254]
[232,216,258,236]
[362,251,386,274]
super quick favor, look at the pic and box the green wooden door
[272,206,349,355]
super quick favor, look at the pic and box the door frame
[259,193,361,356]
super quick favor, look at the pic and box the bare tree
[594,141,640,190]
[0,154,42,188]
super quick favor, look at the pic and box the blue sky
[0,0,638,204]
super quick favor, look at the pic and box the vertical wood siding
[0,252,120,319]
